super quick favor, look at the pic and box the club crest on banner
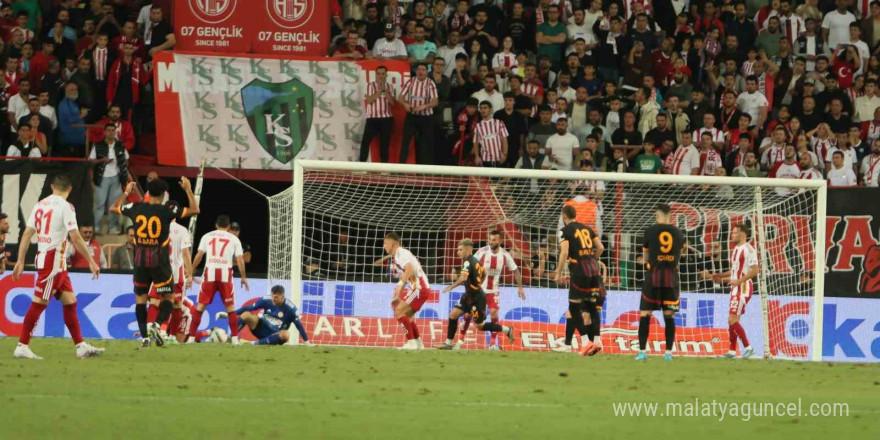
[266,0,314,29]
[188,0,237,24]
[241,78,314,164]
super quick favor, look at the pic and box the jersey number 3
[135,215,161,239]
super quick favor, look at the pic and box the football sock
[166,309,182,335]
[638,315,651,352]
[255,333,284,345]
[590,309,601,345]
[135,303,148,339]
[569,302,588,337]
[397,317,413,340]
[731,322,750,348]
[189,309,204,339]
[460,316,471,336]
[146,303,158,324]
[410,319,420,339]
[564,318,575,345]
[19,302,47,345]
[664,315,676,353]
[728,327,738,351]
[156,299,173,325]
[228,312,239,337]
[62,303,84,345]
[489,324,498,346]
[446,318,458,341]
[481,322,503,333]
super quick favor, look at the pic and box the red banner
[174,0,330,56]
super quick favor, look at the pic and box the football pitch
[0,338,876,439]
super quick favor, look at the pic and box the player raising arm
[437,239,515,350]
[112,177,199,347]
[384,232,429,350]
[191,215,248,345]
[147,201,193,342]
[458,230,525,350]
[700,224,759,359]
[555,205,604,356]
[636,203,685,361]
[12,175,104,359]
[220,285,311,346]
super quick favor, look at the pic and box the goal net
[271,160,826,360]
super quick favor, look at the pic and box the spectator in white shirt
[470,75,504,112]
[821,0,856,50]
[736,76,769,128]
[798,153,824,180]
[545,118,580,170]
[436,29,467,77]
[827,150,858,187]
[7,78,34,132]
[372,23,408,59]
[38,91,57,130]
[859,139,880,187]
[853,78,880,122]
[5,125,43,159]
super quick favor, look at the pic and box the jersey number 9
[659,231,673,253]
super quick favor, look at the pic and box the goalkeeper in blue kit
[219,285,310,345]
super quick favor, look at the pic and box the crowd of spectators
[339,0,880,189]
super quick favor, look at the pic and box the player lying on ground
[700,223,759,359]
[147,203,193,342]
[455,230,526,350]
[636,203,685,361]
[555,205,604,356]
[217,285,311,346]
[190,215,249,345]
[384,232,430,350]
[12,175,104,359]
[112,178,199,348]
[437,239,515,350]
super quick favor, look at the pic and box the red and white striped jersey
[474,246,518,293]
[399,77,438,116]
[812,138,833,167]
[861,155,880,187]
[761,144,784,168]
[365,81,396,119]
[521,82,542,98]
[693,127,725,144]
[27,195,78,271]
[492,51,518,71]
[197,230,243,282]
[730,242,758,296]
[391,247,431,290]
[474,118,509,162]
[799,168,823,180]
[169,222,191,282]
[699,148,723,176]
[671,144,700,175]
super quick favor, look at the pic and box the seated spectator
[111,226,136,270]
[18,97,54,146]
[67,225,106,268]
[5,124,42,159]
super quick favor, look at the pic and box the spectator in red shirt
[75,19,96,59]
[89,105,136,151]
[111,20,145,60]
[693,1,725,39]
[333,30,370,59]
[67,225,106,268]
[107,42,149,120]
[28,40,56,93]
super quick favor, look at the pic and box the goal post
[278,159,827,360]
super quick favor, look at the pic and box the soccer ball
[209,327,229,343]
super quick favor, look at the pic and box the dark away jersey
[560,222,599,271]
[461,254,486,296]
[118,202,183,268]
[642,224,685,270]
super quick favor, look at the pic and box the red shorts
[177,313,193,336]
[398,278,433,312]
[34,267,73,301]
[729,284,754,316]
[198,280,235,306]
[486,292,500,310]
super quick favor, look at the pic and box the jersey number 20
[135,215,161,239]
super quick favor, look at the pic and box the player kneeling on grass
[217,285,310,346]
[12,175,104,359]
[700,224,758,359]
[437,239,515,349]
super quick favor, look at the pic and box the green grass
[0,338,877,439]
